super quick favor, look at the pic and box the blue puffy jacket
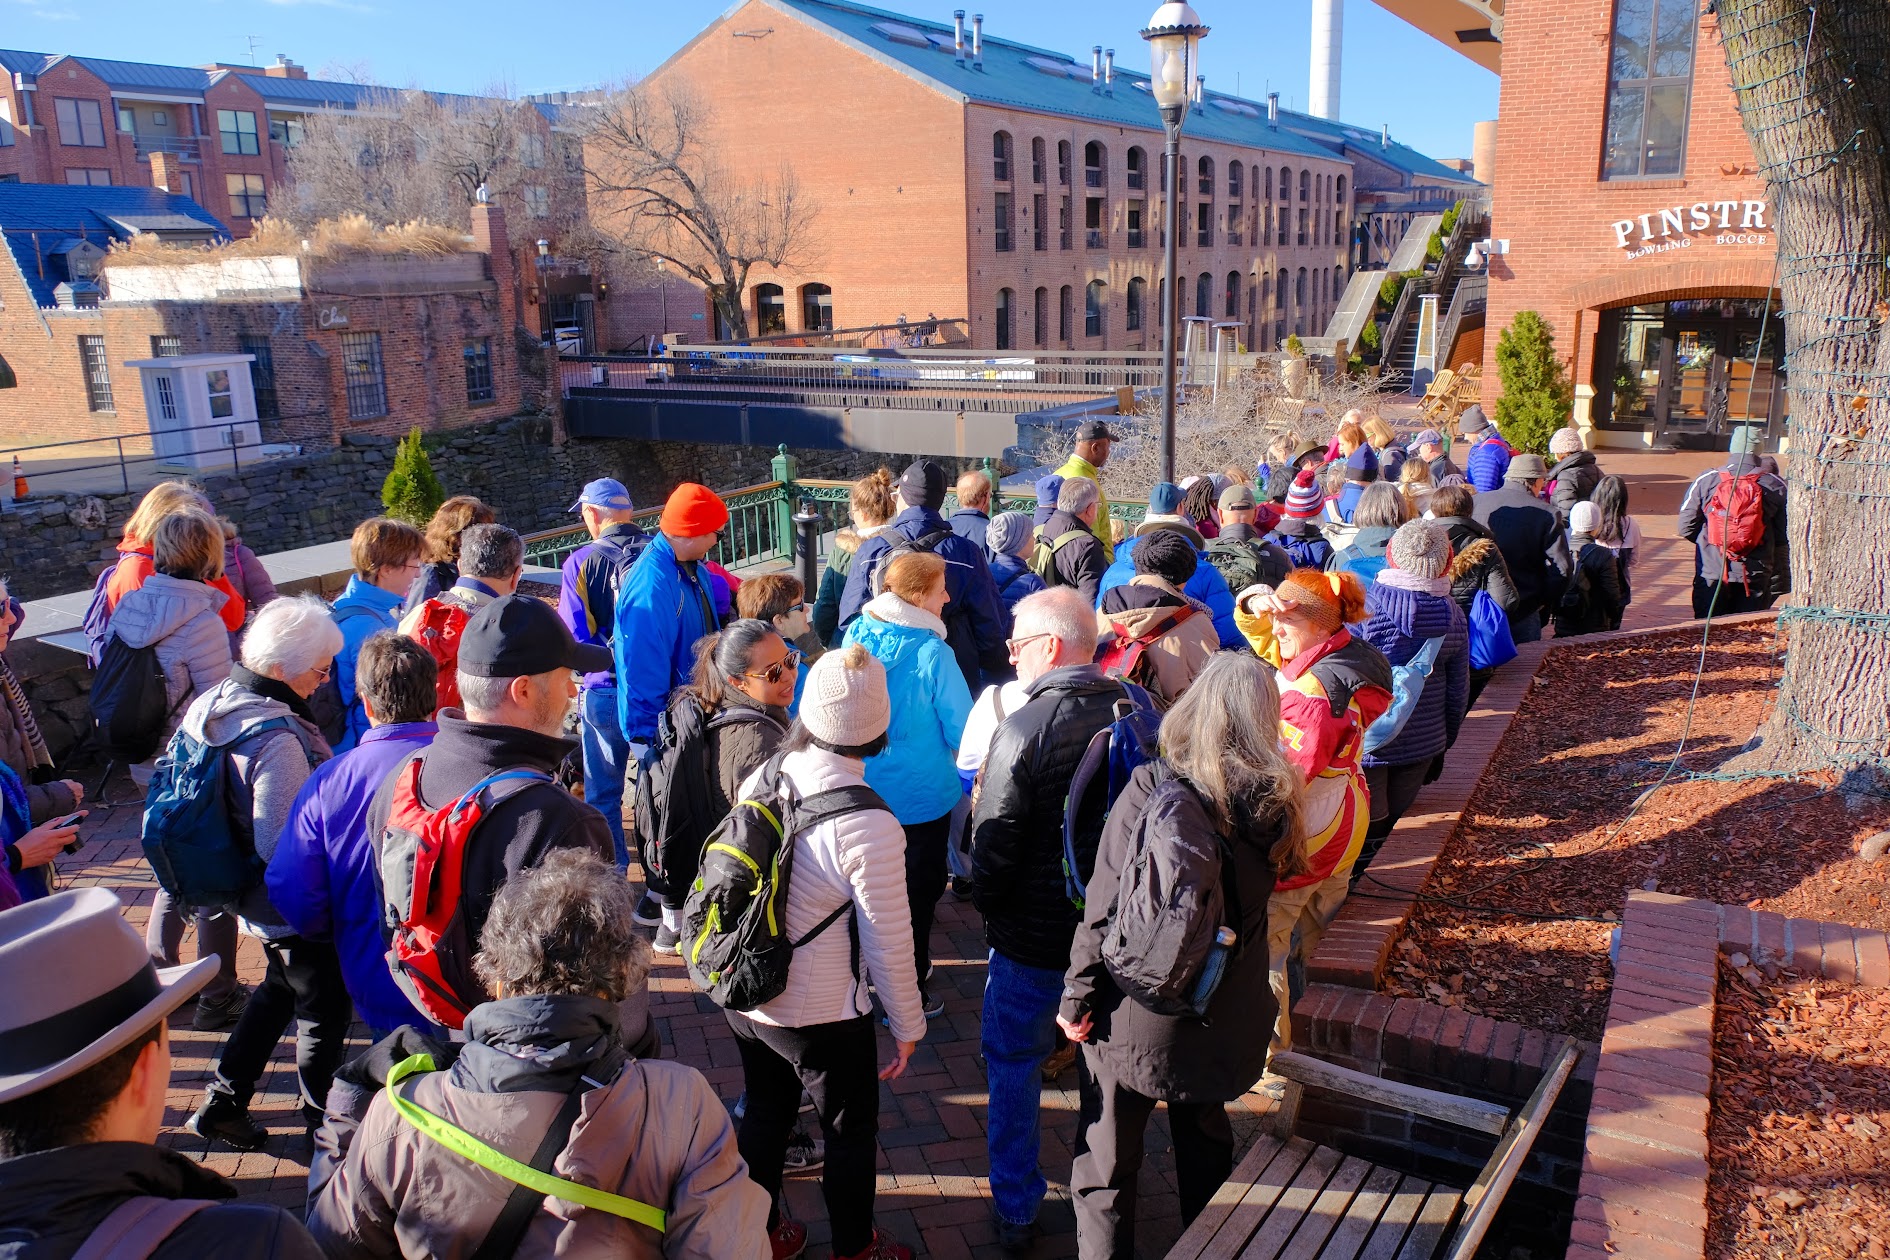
[1096,533,1241,647]
[266,720,437,1034]
[990,553,1046,614]
[328,576,405,754]
[1351,583,1469,769]
[1466,435,1515,492]
[841,598,975,825]
[1329,525,1399,590]
[839,507,1010,691]
[614,533,719,745]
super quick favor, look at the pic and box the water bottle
[1187,926,1239,1017]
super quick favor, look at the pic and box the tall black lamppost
[1141,3,1207,486]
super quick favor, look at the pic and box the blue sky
[1,0,1497,160]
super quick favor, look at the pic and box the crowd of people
[0,403,1792,1260]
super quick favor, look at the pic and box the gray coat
[108,573,233,747]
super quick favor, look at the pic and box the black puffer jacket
[1548,451,1603,525]
[0,1141,321,1259]
[1437,516,1521,615]
[1060,763,1281,1102]
[968,665,1130,970]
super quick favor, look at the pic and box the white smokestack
[1310,0,1342,120]
[1103,48,1115,95]
[953,10,965,65]
[1092,45,1102,93]
[971,13,983,67]
[1267,91,1280,126]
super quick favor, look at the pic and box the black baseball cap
[458,594,613,678]
[1074,419,1118,442]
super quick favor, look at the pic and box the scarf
[231,662,314,722]
[0,653,52,774]
[1376,567,1453,598]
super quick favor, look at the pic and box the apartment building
[615,0,1477,354]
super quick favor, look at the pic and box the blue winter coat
[1466,436,1515,493]
[990,553,1046,614]
[841,603,975,825]
[328,575,406,755]
[1329,525,1399,590]
[1096,533,1242,647]
[1331,481,1366,524]
[1267,523,1335,572]
[838,507,1010,691]
[614,533,719,744]
[1351,584,1469,769]
[266,720,437,1033]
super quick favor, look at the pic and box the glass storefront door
[1596,298,1786,449]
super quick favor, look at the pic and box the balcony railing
[1085,169,1104,188]
[1086,228,1105,249]
[132,135,201,161]
[1127,170,1145,190]
[1127,228,1145,249]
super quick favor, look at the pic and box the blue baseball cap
[568,478,633,513]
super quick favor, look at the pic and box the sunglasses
[740,648,804,686]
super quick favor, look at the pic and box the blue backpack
[1467,589,1519,670]
[1062,681,1161,908]
[80,562,118,667]
[143,716,312,909]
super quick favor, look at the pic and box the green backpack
[1030,528,1091,583]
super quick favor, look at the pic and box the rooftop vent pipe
[1103,48,1115,95]
[1267,91,1279,126]
[1091,46,1102,92]
[953,10,965,66]
[971,13,983,68]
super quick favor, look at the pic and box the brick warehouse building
[612,0,1476,355]
[1372,0,1783,450]
[0,183,523,448]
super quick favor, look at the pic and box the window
[1226,204,1242,247]
[464,338,495,404]
[0,98,13,147]
[1031,136,1046,183]
[1084,280,1106,338]
[1196,202,1211,248]
[993,130,1012,181]
[1127,199,1145,249]
[519,133,546,169]
[1277,268,1288,312]
[1083,141,1106,188]
[1264,166,1274,201]
[150,335,182,357]
[1279,166,1291,204]
[227,173,266,218]
[1298,207,1308,246]
[1059,285,1073,343]
[1228,161,1243,199]
[1300,170,1310,202]
[1197,156,1214,197]
[1126,276,1146,332]
[206,368,234,420]
[1225,270,1239,318]
[1195,272,1211,319]
[1157,277,1165,327]
[801,283,833,332]
[269,116,306,148]
[1126,146,1145,190]
[217,109,260,156]
[1085,196,1105,248]
[152,374,176,420]
[1033,286,1048,347]
[340,331,387,419]
[522,185,550,217]
[754,283,786,334]
[1295,267,1307,314]
[1336,175,1346,206]
[78,335,114,411]
[1264,206,1273,247]
[1059,195,1072,250]
[240,333,278,419]
[996,287,1014,351]
[1057,140,1071,187]
[54,98,106,147]
[1603,0,1698,178]
[1033,193,1047,250]
[65,169,111,186]
[994,191,1013,252]
[117,105,135,133]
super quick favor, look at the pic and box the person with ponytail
[1233,568,1394,1093]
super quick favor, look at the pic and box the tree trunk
[1717,0,1890,778]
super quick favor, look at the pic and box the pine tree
[381,427,444,526]
[1492,310,1574,456]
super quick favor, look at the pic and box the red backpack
[1704,471,1766,563]
[379,760,554,1028]
[408,599,471,711]
[1095,606,1197,702]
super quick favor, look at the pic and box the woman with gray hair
[309,850,770,1260]
[180,594,349,1152]
[1326,480,1409,590]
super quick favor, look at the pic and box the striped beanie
[1284,468,1325,519]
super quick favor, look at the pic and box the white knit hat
[1569,501,1600,535]
[1549,427,1584,456]
[800,645,891,747]
[1388,520,1452,580]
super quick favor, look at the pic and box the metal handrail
[1435,274,1489,377]
[0,415,315,498]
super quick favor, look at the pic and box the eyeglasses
[740,649,803,686]
[311,663,333,683]
[1006,632,1054,656]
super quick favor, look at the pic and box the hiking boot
[769,1219,808,1260]
[921,989,945,1019]
[1040,1042,1078,1083]
[994,1213,1040,1254]
[653,923,681,955]
[835,1227,913,1260]
[632,893,663,927]
[191,985,249,1032]
[187,1093,267,1151]
[782,1126,825,1174]
[949,876,973,899]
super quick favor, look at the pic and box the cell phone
[56,811,86,855]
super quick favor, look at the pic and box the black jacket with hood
[1548,451,1603,525]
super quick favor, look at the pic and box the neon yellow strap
[384,1054,668,1234]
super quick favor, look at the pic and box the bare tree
[1716,0,1890,779]
[581,79,817,341]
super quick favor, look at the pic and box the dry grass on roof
[102,214,472,268]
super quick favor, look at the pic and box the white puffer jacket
[741,745,927,1044]
[106,572,232,748]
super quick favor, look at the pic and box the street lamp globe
[1140,2,1208,114]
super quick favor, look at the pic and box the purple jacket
[266,721,437,1033]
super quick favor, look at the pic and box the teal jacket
[329,575,405,754]
[841,595,974,825]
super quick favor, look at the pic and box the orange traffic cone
[11,457,24,501]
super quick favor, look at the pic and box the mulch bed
[1707,958,1890,1260]
[1380,621,1890,1042]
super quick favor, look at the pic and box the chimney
[1091,46,1102,94]
[971,13,983,68]
[148,150,176,193]
[1267,91,1280,127]
[1381,123,1390,148]
[1103,48,1115,95]
[264,54,307,80]
[953,10,965,66]
[470,201,521,411]
[1193,74,1205,112]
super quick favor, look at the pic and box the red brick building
[1374,0,1782,449]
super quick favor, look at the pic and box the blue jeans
[581,686,631,869]
[982,949,1066,1226]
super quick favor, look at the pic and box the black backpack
[633,694,768,899]
[1100,770,1242,1020]
[306,606,381,747]
[683,753,889,1011]
[590,531,652,628]
[867,528,955,598]
[92,632,175,764]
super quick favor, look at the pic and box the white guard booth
[124,353,262,473]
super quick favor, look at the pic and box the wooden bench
[1165,1039,1580,1260]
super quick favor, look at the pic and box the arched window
[1085,279,1107,337]
[1299,169,1310,201]
[1295,268,1307,332]
[1335,174,1346,205]
[1126,276,1146,332]
[1264,166,1274,201]
[996,287,1014,350]
[1031,136,1046,183]
[1195,271,1212,318]
[1228,161,1243,199]
[1224,270,1239,318]
[993,131,1012,181]
[1059,284,1073,343]
[1126,146,1146,190]
[1057,140,1071,186]
[800,283,833,332]
[1260,273,1271,344]
[1033,286,1049,347]
[1084,141,1106,187]
[754,283,785,335]
[1157,276,1166,327]
[1276,268,1288,312]
[1197,155,1214,197]
[1279,167,1292,202]
[1332,268,1343,302]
